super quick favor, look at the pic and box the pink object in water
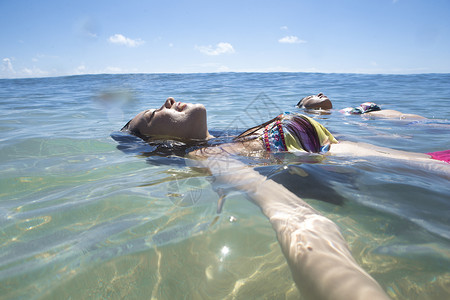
[426,150,450,163]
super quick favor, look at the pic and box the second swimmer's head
[297,93,332,110]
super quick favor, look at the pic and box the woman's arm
[248,175,389,300]
[187,153,389,300]
[331,141,450,174]
[365,109,425,120]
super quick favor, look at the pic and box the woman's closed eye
[144,109,158,123]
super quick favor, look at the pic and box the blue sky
[1,0,449,78]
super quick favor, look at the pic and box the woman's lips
[176,102,187,111]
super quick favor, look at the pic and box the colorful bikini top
[340,102,381,115]
[261,113,338,154]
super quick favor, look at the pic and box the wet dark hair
[121,119,146,140]
[113,130,210,160]
[120,119,185,156]
[296,96,308,108]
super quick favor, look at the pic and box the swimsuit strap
[263,120,288,153]
[276,120,288,150]
[263,124,271,152]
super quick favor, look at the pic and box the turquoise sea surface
[0,72,449,299]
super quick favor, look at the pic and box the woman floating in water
[120,97,449,300]
[124,97,449,165]
[297,93,426,120]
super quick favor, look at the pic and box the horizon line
[1,70,450,80]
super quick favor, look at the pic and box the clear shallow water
[0,72,449,299]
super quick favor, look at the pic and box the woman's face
[297,93,333,110]
[127,97,211,140]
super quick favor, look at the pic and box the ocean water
[0,72,449,299]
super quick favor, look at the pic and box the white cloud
[280,26,288,31]
[195,42,235,56]
[108,34,144,47]
[75,64,87,74]
[22,67,49,77]
[86,31,98,39]
[278,35,307,44]
[31,54,60,63]
[104,66,122,73]
[2,58,15,73]
[194,62,231,73]
[80,21,98,39]
[1,57,58,78]
[217,65,230,72]
[75,17,100,40]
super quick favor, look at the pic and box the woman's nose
[164,97,175,108]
